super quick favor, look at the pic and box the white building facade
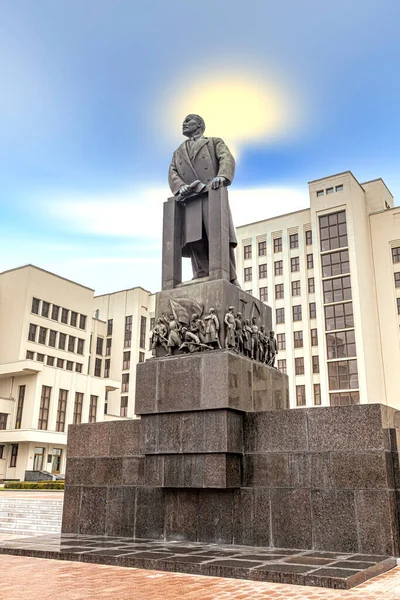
[236,171,400,409]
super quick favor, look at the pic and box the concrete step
[0,498,63,535]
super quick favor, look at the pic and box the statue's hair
[186,114,206,134]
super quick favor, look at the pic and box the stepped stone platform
[0,533,395,589]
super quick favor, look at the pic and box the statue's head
[182,114,205,138]
[209,308,215,314]
[270,330,275,336]
[252,316,256,323]
[192,313,198,320]
[237,312,242,318]
[260,325,265,331]
[228,305,235,313]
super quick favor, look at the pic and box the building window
[292,281,301,296]
[32,297,40,314]
[307,254,314,269]
[306,230,312,246]
[323,276,352,304]
[26,350,34,359]
[289,233,299,249]
[259,287,268,302]
[276,308,285,324]
[28,323,37,342]
[309,302,316,319]
[277,359,286,374]
[275,283,284,299]
[311,328,318,346]
[38,386,51,430]
[321,250,350,277]
[293,305,302,321]
[291,257,300,272]
[336,185,344,192]
[274,237,282,252]
[0,446,4,459]
[277,333,286,350]
[392,247,400,263]
[274,260,283,276]
[0,413,8,430]
[10,445,18,468]
[330,391,360,406]
[140,316,147,349]
[58,332,66,350]
[94,358,102,377]
[319,211,348,252]
[316,190,324,197]
[104,359,110,378]
[66,361,73,371]
[259,263,267,279]
[296,385,306,406]
[104,391,108,414]
[41,301,50,318]
[258,240,266,256]
[314,383,321,405]
[38,327,47,345]
[51,305,60,321]
[120,396,128,417]
[89,395,98,423]
[244,267,252,282]
[57,358,64,369]
[107,319,113,336]
[75,363,82,373]
[397,298,400,314]
[56,389,68,432]
[124,315,132,348]
[324,302,354,331]
[105,337,112,356]
[47,356,55,366]
[122,351,131,370]
[294,331,303,348]
[73,393,83,424]
[150,317,155,331]
[15,386,25,430]
[77,338,84,355]
[295,357,304,375]
[48,330,57,348]
[122,373,130,393]
[68,336,76,353]
[394,273,400,288]
[36,353,45,362]
[326,187,334,195]
[328,359,358,390]
[79,315,87,330]
[96,337,104,355]
[61,308,69,324]
[308,277,315,294]
[70,311,78,327]
[244,245,252,259]
[312,355,320,373]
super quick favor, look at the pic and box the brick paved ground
[1,555,400,600]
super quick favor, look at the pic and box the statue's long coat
[168,137,237,258]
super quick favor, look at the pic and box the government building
[236,171,399,409]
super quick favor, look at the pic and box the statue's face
[182,115,202,137]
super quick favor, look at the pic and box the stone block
[330,451,391,489]
[271,489,312,549]
[197,490,234,543]
[61,485,82,534]
[289,453,331,489]
[135,360,158,413]
[311,490,358,552]
[135,487,165,539]
[356,490,399,556]
[67,422,111,458]
[94,457,123,486]
[79,486,108,535]
[144,454,241,488]
[243,453,289,487]
[65,458,96,486]
[233,488,270,546]
[244,410,308,453]
[121,456,145,486]
[307,405,389,452]
[109,420,141,456]
[165,490,199,541]
[106,487,136,537]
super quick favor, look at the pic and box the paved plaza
[0,554,400,599]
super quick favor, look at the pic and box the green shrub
[4,481,64,490]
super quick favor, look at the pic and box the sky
[1,0,400,294]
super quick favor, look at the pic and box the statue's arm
[168,153,187,196]
[214,138,235,185]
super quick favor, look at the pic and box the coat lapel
[175,142,198,179]
[192,137,209,161]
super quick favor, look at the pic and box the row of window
[295,385,360,408]
[32,297,87,330]
[277,356,320,375]
[243,231,313,260]
[316,184,344,197]
[244,256,313,282]
[38,385,98,430]
[295,383,321,406]
[121,315,147,349]
[275,303,317,324]
[28,324,85,354]
[26,350,83,372]
[275,329,318,351]
[276,329,355,359]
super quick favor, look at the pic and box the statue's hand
[178,184,191,197]
[211,176,227,190]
